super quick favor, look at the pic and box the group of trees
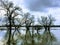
[0,0,56,45]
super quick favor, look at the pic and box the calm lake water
[0,28,60,45]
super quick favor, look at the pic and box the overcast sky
[9,0,60,25]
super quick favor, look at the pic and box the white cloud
[10,0,29,13]
[9,0,24,6]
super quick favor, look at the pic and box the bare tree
[21,12,35,45]
[0,0,22,45]
[38,15,56,45]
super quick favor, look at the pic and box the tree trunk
[7,15,12,45]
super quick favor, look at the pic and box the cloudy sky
[9,0,60,25]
